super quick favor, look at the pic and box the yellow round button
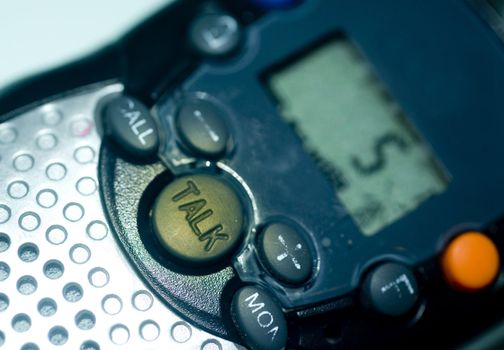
[152,174,244,264]
[441,231,500,292]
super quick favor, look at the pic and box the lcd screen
[267,37,450,236]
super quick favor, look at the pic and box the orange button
[441,231,500,292]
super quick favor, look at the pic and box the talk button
[152,174,244,264]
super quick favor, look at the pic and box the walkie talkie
[1,1,504,349]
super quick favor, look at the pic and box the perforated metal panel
[0,83,241,350]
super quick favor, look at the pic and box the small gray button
[258,222,313,285]
[189,13,241,57]
[103,96,159,158]
[361,262,419,316]
[231,286,288,350]
[176,99,230,157]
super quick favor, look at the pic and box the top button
[103,95,159,158]
[176,99,230,158]
[189,13,241,57]
[250,0,300,9]
[441,231,500,292]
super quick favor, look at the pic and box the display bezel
[263,35,451,236]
